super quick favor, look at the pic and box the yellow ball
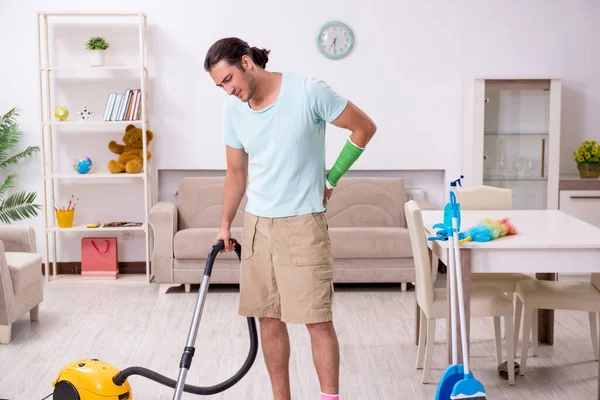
[54,106,69,121]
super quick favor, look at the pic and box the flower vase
[89,50,105,67]
[577,163,600,179]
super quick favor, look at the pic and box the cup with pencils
[55,195,78,228]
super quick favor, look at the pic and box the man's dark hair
[204,37,270,72]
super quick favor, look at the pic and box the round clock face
[317,21,354,60]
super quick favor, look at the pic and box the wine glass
[525,159,536,178]
[498,154,507,178]
[515,156,525,178]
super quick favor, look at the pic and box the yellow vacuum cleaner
[48,239,258,400]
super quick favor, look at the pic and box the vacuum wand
[112,239,258,397]
[172,239,230,399]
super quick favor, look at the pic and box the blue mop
[433,188,463,400]
[450,192,487,400]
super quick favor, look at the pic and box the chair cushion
[516,280,600,312]
[5,252,42,294]
[429,286,514,319]
[472,273,535,293]
[328,227,412,259]
[174,228,243,259]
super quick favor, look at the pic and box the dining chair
[517,274,600,375]
[405,200,516,385]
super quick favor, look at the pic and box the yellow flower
[572,141,600,162]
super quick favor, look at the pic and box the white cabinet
[558,188,600,281]
[559,190,600,229]
[463,79,562,210]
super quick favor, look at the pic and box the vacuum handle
[204,239,241,277]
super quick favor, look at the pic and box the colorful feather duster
[459,218,518,243]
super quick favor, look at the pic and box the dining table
[419,209,600,398]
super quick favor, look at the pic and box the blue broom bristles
[450,371,486,399]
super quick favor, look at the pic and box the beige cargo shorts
[238,211,334,324]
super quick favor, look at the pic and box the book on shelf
[103,89,142,122]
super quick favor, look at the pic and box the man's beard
[244,76,257,103]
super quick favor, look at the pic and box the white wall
[1,1,599,262]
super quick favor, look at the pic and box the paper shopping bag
[81,237,118,279]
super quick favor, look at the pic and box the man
[204,37,376,400]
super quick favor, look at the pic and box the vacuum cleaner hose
[113,239,259,395]
[112,318,257,395]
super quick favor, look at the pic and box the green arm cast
[326,137,365,188]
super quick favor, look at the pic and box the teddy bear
[107,124,154,174]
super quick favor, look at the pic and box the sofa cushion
[5,252,42,294]
[175,227,412,260]
[326,177,406,228]
[329,227,412,259]
[174,228,243,259]
[177,177,248,230]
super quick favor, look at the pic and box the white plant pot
[89,50,105,67]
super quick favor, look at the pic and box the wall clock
[317,21,354,60]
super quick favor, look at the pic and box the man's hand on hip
[323,187,334,208]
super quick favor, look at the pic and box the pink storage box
[81,237,119,279]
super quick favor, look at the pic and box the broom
[450,196,487,400]
[434,193,463,399]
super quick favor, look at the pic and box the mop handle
[448,225,458,366]
[452,216,470,375]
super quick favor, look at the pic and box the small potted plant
[85,37,110,67]
[573,140,600,179]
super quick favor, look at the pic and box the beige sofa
[149,176,433,294]
[0,225,43,344]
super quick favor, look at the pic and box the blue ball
[73,157,92,174]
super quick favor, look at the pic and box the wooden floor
[0,274,598,400]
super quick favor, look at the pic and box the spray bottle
[444,175,464,232]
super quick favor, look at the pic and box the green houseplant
[85,36,110,67]
[573,140,600,179]
[0,108,42,223]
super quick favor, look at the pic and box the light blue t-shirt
[223,73,348,218]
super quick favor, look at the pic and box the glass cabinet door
[482,83,552,209]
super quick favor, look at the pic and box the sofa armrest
[0,225,37,253]
[0,241,16,326]
[148,201,178,283]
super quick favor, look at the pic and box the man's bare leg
[306,321,340,395]
[260,317,291,400]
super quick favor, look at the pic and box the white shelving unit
[36,11,152,282]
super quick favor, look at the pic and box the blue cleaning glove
[428,223,467,242]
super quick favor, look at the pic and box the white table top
[421,210,600,250]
